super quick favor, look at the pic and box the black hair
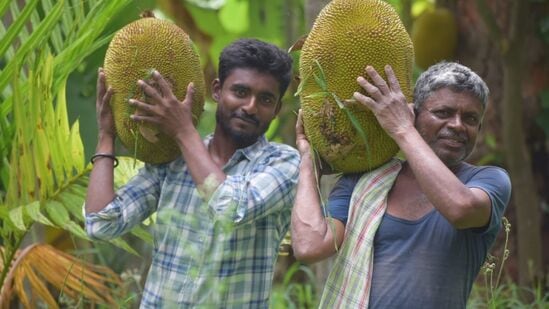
[218,38,293,97]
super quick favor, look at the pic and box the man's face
[415,88,484,167]
[212,68,282,148]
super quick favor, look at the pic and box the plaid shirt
[85,136,300,308]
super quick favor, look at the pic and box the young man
[85,38,299,308]
[292,62,511,308]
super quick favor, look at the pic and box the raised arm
[291,110,345,263]
[353,65,491,229]
[129,71,226,196]
[85,68,116,214]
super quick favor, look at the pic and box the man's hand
[96,68,115,139]
[353,65,415,139]
[128,70,196,141]
[295,109,311,156]
[295,109,335,175]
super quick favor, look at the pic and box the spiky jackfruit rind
[104,17,205,164]
[299,0,414,173]
[412,8,458,70]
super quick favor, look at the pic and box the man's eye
[434,110,450,117]
[261,97,274,105]
[235,89,246,97]
[464,116,479,125]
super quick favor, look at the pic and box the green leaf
[45,200,71,228]
[0,0,64,92]
[109,238,140,256]
[294,73,308,97]
[45,199,89,240]
[57,189,86,222]
[130,225,153,244]
[25,201,55,227]
[9,206,26,231]
[304,92,329,99]
[34,127,53,199]
[69,120,85,172]
[313,60,328,92]
[219,0,249,34]
[0,0,40,57]
[332,93,372,164]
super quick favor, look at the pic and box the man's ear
[211,78,221,102]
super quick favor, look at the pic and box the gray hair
[413,61,489,110]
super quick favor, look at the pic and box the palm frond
[0,0,146,305]
[0,0,132,188]
[1,244,124,308]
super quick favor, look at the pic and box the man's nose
[448,115,465,130]
[242,97,258,115]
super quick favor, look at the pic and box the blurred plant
[482,217,512,300]
[468,217,549,308]
[270,262,317,309]
[0,0,151,307]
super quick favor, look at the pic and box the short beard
[216,110,263,148]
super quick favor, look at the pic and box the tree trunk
[499,0,543,287]
[305,0,331,28]
[443,0,547,288]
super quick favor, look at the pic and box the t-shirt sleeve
[326,174,361,225]
[466,166,512,236]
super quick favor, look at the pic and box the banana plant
[0,0,151,307]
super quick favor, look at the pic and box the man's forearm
[394,130,490,228]
[291,152,341,263]
[85,134,116,213]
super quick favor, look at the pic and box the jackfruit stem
[140,10,155,18]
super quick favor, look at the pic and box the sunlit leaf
[25,201,55,227]
[9,206,26,231]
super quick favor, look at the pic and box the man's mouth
[439,136,466,147]
[234,115,259,126]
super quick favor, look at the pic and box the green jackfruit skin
[299,0,414,173]
[412,8,458,70]
[104,17,205,164]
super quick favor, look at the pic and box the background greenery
[0,0,547,307]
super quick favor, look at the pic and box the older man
[292,62,511,308]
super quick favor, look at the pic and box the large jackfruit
[299,0,414,173]
[104,15,205,164]
[412,8,457,70]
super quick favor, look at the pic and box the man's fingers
[353,91,377,112]
[103,87,114,106]
[152,70,175,99]
[385,65,402,93]
[129,99,156,114]
[365,66,389,95]
[130,114,158,124]
[356,76,383,102]
[138,79,163,102]
[97,68,107,97]
[296,109,305,135]
[183,82,195,107]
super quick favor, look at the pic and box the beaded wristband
[90,153,119,167]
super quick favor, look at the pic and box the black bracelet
[90,153,119,167]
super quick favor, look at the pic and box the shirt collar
[204,134,268,163]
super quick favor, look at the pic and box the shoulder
[459,163,512,206]
[458,163,511,188]
[265,141,299,156]
[259,142,300,164]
